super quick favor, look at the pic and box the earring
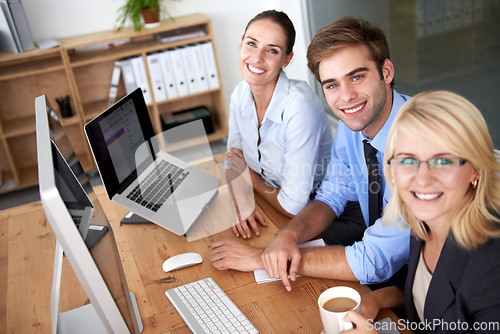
[391,179,395,184]
[472,179,478,188]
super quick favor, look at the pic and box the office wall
[21,0,311,115]
[304,0,500,148]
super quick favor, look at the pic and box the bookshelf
[0,13,228,194]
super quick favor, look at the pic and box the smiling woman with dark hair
[224,10,332,239]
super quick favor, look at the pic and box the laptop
[84,88,221,236]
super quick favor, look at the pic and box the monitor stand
[51,242,144,334]
[120,212,152,225]
[84,225,109,249]
[56,291,143,334]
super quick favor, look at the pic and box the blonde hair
[383,90,500,249]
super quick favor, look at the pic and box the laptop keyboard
[165,277,259,334]
[126,160,190,212]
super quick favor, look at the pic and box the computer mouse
[162,252,203,272]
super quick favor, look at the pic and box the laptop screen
[85,88,156,198]
[98,97,147,183]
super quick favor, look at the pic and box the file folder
[131,55,153,104]
[120,58,138,94]
[443,0,453,32]
[180,46,199,94]
[169,48,189,97]
[201,41,220,90]
[158,49,179,99]
[190,43,209,92]
[146,53,167,102]
[6,0,33,51]
[417,0,426,37]
[462,0,473,26]
[0,0,20,52]
[0,2,19,53]
[108,61,121,105]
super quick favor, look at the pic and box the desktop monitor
[35,95,143,333]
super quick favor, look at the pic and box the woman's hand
[232,208,267,238]
[226,148,267,237]
[226,147,247,175]
[341,310,379,333]
[320,310,379,334]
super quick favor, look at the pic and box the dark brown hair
[307,16,393,87]
[244,10,296,55]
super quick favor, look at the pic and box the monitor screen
[35,95,142,333]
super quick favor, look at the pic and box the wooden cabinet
[0,13,227,194]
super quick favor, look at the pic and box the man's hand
[359,292,382,321]
[260,233,301,291]
[360,287,404,321]
[210,239,264,271]
[232,208,267,238]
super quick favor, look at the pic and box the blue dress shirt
[227,71,333,215]
[315,90,411,284]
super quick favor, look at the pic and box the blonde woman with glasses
[342,90,500,333]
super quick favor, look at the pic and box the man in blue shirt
[210,17,411,290]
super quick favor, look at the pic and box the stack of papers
[36,38,61,50]
[254,239,326,283]
[154,25,206,43]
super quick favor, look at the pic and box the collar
[366,90,409,154]
[240,70,289,125]
[264,70,288,124]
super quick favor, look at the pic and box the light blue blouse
[226,71,332,215]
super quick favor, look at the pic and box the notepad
[254,238,326,283]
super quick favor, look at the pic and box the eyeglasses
[387,157,467,173]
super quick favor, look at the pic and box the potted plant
[116,0,179,32]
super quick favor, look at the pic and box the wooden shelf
[81,100,109,122]
[2,115,36,138]
[156,88,220,107]
[0,143,12,178]
[0,170,16,194]
[0,54,64,81]
[0,47,61,65]
[17,165,38,189]
[68,34,212,68]
[0,13,227,194]
[59,115,82,127]
[59,14,210,49]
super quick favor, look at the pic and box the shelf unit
[0,13,228,194]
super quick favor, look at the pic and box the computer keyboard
[126,160,189,212]
[165,277,259,334]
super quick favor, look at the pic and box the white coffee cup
[318,286,361,334]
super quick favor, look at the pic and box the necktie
[363,140,382,226]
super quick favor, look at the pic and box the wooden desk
[0,156,407,333]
